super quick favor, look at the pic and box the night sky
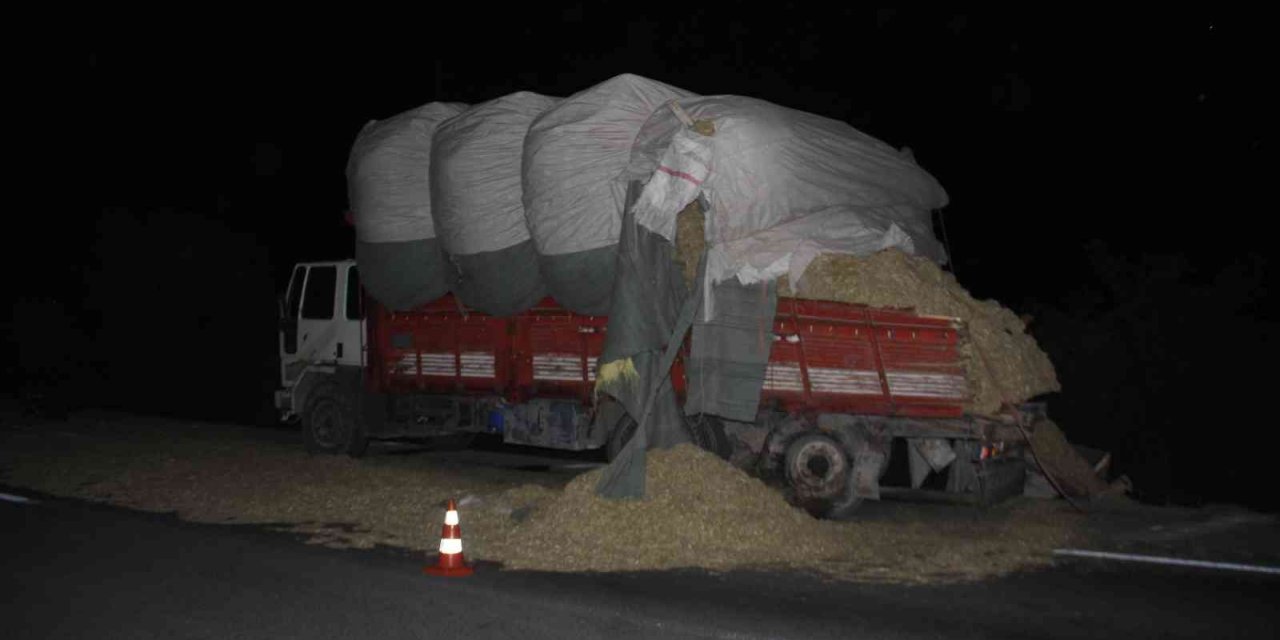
[10,7,1273,508]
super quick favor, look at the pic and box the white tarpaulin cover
[521,74,694,314]
[431,91,559,256]
[430,91,559,315]
[347,102,467,244]
[345,102,467,310]
[524,74,694,257]
[622,96,949,312]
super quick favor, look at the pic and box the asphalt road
[3,486,1277,640]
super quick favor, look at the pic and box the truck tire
[784,433,862,519]
[302,381,369,458]
[605,412,638,462]
[686,414,732,461]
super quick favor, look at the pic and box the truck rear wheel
[302,381,369,458]
[686,414,732,461]
[784,433,862,519]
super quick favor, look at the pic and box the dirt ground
[3,407,1276,583]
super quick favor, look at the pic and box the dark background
[6,7,1272,509]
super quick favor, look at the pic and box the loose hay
[0,417,563,560]
[487,443,1083,582]
[1,414,1084,584]
[674,199,706,290]
[594,358,639,394]
[491,442,844,572]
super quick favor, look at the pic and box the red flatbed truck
[276,259,1037,517]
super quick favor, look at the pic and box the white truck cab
[275,260,365,422]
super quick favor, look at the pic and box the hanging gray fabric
[594,181,698,499]
[684,277,778,422]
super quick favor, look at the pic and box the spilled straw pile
[0,413,1084,584]
[488,443,1083,580]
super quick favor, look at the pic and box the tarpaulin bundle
[346,102,467,310]
[431,91,560,316]
[621,95,948,321]
[523,74,694,315]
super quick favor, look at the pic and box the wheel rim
[786,435,849,502]
[311,401,348,448]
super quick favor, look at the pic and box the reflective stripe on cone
[424,498,474,577]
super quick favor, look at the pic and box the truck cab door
[280,264,340,385]
[335,263,365,368]
[279,265,306,384]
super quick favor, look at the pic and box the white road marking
[1053,548,1280,575]
[0,492,38,505]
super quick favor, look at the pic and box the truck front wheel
[302,381,369,458]
[605,412,638,462]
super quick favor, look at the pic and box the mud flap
[908,438,957,489]
[815,414,888,501]
[851,449,886,500]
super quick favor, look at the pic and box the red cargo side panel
[515,299,608,403]
[366,294,965,419]
[762,299,967,418]
[370,294,508,396]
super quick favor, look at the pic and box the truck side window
[286,265,306,320]
[302,266,337,320]
[346,265,363,320]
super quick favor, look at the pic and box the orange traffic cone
[423,498,474,577]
